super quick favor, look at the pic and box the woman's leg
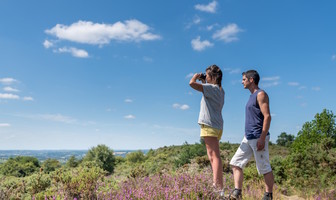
[204,136,223,189]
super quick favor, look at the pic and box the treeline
[0,109,335,199]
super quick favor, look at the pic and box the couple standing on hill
[189,65,274,200]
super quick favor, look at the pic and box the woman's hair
[206,64,222,87]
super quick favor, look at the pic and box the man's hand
[257,138,265,151]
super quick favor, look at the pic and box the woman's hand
[189,73,204,92]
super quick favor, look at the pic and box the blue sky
[0,0,335,150]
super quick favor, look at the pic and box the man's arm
[256,91,271,150]
[189,73,204,92]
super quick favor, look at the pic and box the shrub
[83,144,116,174]
[126,150,146,163]
[51,166,106,199]
[0,156,40,177]
[41,159,61,173]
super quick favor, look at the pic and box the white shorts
[230,136,272,175]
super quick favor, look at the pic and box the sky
[0,0,336,150]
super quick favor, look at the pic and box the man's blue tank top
[245,89,269,140]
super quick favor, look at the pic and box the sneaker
[229,189,242,200]
[262,192,273,200]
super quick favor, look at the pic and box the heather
[0,109,336,199]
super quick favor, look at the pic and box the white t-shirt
[198,83,225,130]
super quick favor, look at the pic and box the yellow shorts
[200,124,223,141]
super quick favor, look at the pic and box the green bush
[126,150,146,163]
[51,166,106,199]
[41,159,61,173]
[83,144,116,174]
[0,156,40,177]
[174,142,207,168]
[66,155,80,168]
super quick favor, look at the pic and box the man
[229,70,274,200]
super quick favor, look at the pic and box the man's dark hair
[206,64,222,87]
[242,70,260,85]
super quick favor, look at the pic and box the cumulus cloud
[124,114,135,119]
[191,36,214,51]
[213,23,242,43]
[0,93,20,99]
[173,103,190,110]
[0,123,11,127]
[195,1,218,13]
[0,78,17,85]
[43,40,53,48]
[23,96,34,101]
[3,87,19,92]
[124,99,133,103]
[45,20,161,45]
[56,47,89,58]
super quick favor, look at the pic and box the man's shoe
[262,192,273,200]
[229,189,242,200]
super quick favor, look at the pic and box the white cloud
[45,20,161,45]
[3,86,19,92]
[43,40,53,49]
[173,103,190,110]
[288,82,299,86]
[57,47,89,58]
[186,73,194,79]
[124,114,135,119]
[191,36,214,51]
[124,99,133,103]
[195,1,218,13]
[0,123,11,127]
[39,114,77,124]
[0,78,17,85]
[143,56,153,62]
[260,76,280,87]
[262,76,280,81]
[23,96,34,101]
[312,86,321,91]
[299,86,307,90]
[0,93,20,99]
[193,15,201,24]
[213,23,242,43]
[223,68,241,74]
[261,82,280,87]
[185,15,202,29]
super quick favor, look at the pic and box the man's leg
[232,166,243,189]
[204,137,223,189]
[264,171,274,193]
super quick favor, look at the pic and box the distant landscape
[0,150,148,163]
[0,109,335,199]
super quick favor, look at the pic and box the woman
[189,64,225,196]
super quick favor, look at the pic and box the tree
[276,132,295,147]
[126,150,145,163]
[66,155,79,168]
[83,144,116,174]
[0,156,40,177]
[291,109,336,153]
[41,159,61,173]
